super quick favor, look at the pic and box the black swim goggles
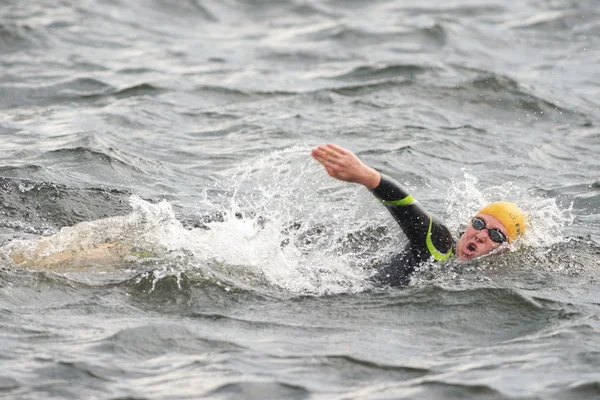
[471,217,507,244]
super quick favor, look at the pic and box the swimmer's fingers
[313,145,342,159]
[311,146,326,159]
[311,148,343,176]
[311,147,327,165]
[311,146,339,166]
[324,143,351,156]
[311,143,380,188]
[313,144,359,168]
[314,154,359,181]
[311,144,350,164]
[312,151,346,174]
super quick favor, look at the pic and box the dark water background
[1,0,600,398]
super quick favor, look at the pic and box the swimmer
[311,143,527,286]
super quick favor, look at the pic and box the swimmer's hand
[311,143,381,189]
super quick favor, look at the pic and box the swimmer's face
[456,214,509,261]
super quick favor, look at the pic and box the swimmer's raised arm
[311,143,528,285]
[311,143,381,189]
[311,143,453,265]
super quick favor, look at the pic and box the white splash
[3,147,396,295]
[184,146,394,294]
[445,169,574,250]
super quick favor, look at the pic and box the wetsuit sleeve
[370,174,454,264]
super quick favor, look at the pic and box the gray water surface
[1,0,600,399]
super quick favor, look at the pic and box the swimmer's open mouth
[462,242,478,258]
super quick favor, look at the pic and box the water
[1,0,600,398]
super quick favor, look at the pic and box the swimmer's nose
[474,231,488,243]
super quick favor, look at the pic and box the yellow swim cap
[477,201,527,243]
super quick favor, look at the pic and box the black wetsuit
[369,174,455,287]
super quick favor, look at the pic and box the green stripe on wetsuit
[377,192,452,261]
[379,194,416,206]
[426,217,452,261]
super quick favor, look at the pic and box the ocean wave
[35,146,154,186]
[555,380,600,399]
[296,22,447,48]
[0,22,47,53]
[92,323,237,359]
[329,80,407,96]
[406,381,503,399]
[0,175,131,231]
[259,49,344,64]
[324,354,430,376]
[203,381,310,400]
[533,181,600,215]
[376,286,550,311]
[323,64,431,82]
[430,69,589,123]
[192,84,251,98]
[460,74,570,114]
[502,9,599,32]
[0,77,113,109]
[213,0,339,21]
[145,0,217,22]
[397,4,506,18]
[113,83,164,99]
